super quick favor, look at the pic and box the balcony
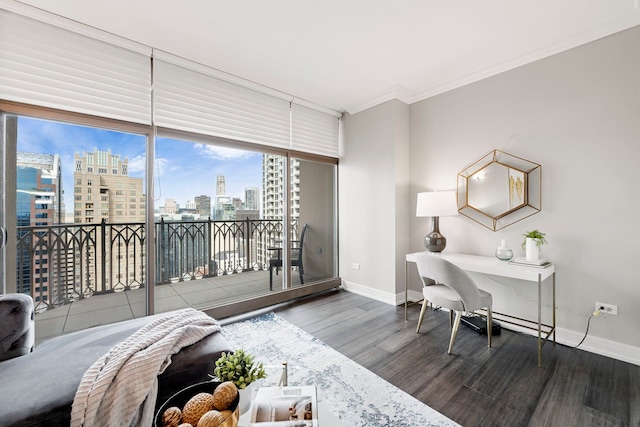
[15,218,303,344]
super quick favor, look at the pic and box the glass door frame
[0,101,154,312]
[1,101,340,320]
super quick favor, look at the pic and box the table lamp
[416,190,459,252]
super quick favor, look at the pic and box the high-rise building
[73,148,144,224]
[244,187,259,210]
[262,155,299,220]
[214,195,235,220]
[216,175,225,196]
[260,155,300,267]
[17,152,64,226]
[194,195,211,218]
[164,198,178,214]
[16,152,65,304]
[184,200,197,211]
[232,197,243,210]
[73,149,145,292]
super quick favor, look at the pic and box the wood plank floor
[255,288,640,427]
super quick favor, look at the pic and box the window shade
[153,56,292,149]
[0,9,152,125]
[291,102,340,157]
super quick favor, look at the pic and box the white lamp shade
[416,191,459,217]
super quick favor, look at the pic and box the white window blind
[0,7,341,157]
[153,55,292,149]
[291,102,340,157]
[0,9,151,125]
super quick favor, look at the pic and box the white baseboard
[340,280,397,305]
[554,327,640,366]
[341,284,640,367]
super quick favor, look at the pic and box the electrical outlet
[352,263,360,270]
[595,302,618,316]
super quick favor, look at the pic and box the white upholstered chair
[415,253,493,354]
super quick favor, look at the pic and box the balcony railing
[16,218,298,313]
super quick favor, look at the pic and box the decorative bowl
[155,380,240,427]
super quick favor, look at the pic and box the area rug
[221,312,460,427]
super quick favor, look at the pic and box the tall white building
[244,187,259,211]
[262,155,299,220]
[216,175,225,196]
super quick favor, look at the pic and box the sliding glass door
[1,110,149,338]
[1,106,339,338]
[292,157,337,285]
[151,132,339,318]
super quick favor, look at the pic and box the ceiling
[12,0,640,114]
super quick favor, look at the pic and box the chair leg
[487,307,493,348]
[448,311,462,354]
[449,310,454,327]
[269,267,273,291]
[416,299,429,333]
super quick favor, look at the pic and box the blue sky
[17,117,263,212]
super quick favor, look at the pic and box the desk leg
[553,272,556,345]
[538,273,542,368]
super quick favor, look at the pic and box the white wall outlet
[352,263,360,270]
[595,302,618,316]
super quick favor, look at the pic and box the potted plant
[521,230,547,261]
[210,349,267,414]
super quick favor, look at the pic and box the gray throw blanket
[70,308,221,427]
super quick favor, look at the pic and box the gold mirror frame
[457,150,541,231]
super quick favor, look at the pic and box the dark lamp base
[425,231,446,253]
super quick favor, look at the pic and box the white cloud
[128,155,170,177]
[194,144,256,160]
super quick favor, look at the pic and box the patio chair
[269,224,308,290]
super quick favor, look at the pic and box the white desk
[405,252,556,367]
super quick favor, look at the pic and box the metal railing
[16,218,297,312]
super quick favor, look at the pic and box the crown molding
[345,85,412,115]
[410,10,640,104]
[348,11,640,115]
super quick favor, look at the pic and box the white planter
[238,383,254,415]
[525,237,539,261]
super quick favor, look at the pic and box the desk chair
[269,224,308,290]
[415,253,493,354]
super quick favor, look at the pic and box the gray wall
[341,25,640,363]
[340,99,410,302]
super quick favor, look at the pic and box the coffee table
[238,404,347,426]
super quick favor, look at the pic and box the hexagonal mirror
[457,150,541,231]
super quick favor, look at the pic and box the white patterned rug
[221,312,460,427]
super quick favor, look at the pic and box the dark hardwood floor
[257,288,640,427]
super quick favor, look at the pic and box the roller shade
[153,55,292,149]
[0,8,151,125]
[291,102,340,157]
[0,7,341,157]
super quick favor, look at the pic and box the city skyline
[17,116,263,220]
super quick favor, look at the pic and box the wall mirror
[457,150,541,231]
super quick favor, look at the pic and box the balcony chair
[0,293,35,362]
[269,223,308,290]
[415,253,493,354]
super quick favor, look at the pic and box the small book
[510,257,548,266]
[509,259,551,268]
[249,386,318,426]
